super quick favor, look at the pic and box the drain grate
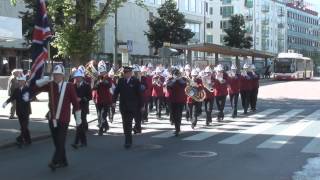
[178,151,217,158]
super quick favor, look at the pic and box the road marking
[219,109,304,145]
[182,109,279,141]
[301,134,320,153]
[257,110,320,149]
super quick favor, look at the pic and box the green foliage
[145,0,194,55]
[223,14,253,49]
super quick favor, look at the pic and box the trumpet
[185,77,206,102]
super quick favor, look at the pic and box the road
[1,79,320,180]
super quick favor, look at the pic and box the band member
[240,64,252,114]
[92,61,112,136]
[71,70,92,149]
[167,68,187,136]
[184,64,192,78]
[147,63,154,111]
[214,64,229,122]
[35,64,81,171]
[3,75,31,147]
[141,66,153,122]
[187,69,204,129]
[202,66,215,126]
[113,66,143,149]
[228,64,241,118]
[152,67,165,119]
[249,64,259,111]
[7,69,21,119]
[108,68,116,123]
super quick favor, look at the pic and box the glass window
[207,35,213,43]
[189,0,196,12]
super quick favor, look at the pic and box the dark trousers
[229,93,239,117]
[250,88,259,111]
[110,106,115,121]
[171,103,184,133]
[204,98,214,123]
[148,96,154,111]
[215,96,226,119]
[10,100,16,117]
[16,114,31,144]
[240,90,251,113]
[96,104,110,130]
[154,96,163,118]
[133,110,142,131]
[49,121,68,165]
[121,111,136,145]
[187,102,202,126]
[73,111,87,145]
[164,97,170,115]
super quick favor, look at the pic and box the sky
[307,0,320,12]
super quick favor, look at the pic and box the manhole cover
[178,151,217,158]
[132,144,163,150]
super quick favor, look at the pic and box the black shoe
[191,124,196,129]
[109,118,113,123]
[174,131,180,137]
[206,122,210,126]
[133,128,141,134]
[98,128,103,136]
[124,143,132,149]
[48,162,65,171]
[9,115,16,119]
[71,144,78,149]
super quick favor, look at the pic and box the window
[207,35,213,43]
[189,0,196,12]
[209,7,213,15]
[220,6,233,18]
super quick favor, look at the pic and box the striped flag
[28,0,52,88]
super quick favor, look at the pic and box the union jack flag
[28,0,52,88]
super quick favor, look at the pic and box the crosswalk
[86,104,320,154]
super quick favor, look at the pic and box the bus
[272,52,313,80]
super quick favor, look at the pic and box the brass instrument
[153,75,163,87]
[185,77,206,102]
[202,75,214,93]
[114,67,124,78]
[85,60,98,81]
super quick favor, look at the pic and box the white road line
[219,109,304,145]
[301,134,320,153]
[182,109,280,141]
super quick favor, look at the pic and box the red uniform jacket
[36,81,80,125]
[145,75,153,97]
[187,78,204,104]
[214,73,229,97]
[240,73,252,91]
[250,72,260,89]
[152,75,165,97]
[228,74,241,95]
[203,75,215,100]
[167,77,187,104]
[92,76,112,105]
[140,76,149,103]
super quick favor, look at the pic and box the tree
[11,0,145,66]
[223,14,253,49]
[145,0,194,55]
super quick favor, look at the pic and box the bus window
[274,58,294,73]
[296,59,305,71]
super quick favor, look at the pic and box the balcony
[261,5,270,12]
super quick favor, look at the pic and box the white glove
[22,92,30,102]
[2,102,7,108]
[36,76,51,87]
[74,110,81,126]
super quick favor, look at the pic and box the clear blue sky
[307,0,320,12]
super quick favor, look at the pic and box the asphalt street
[1,79,320,180]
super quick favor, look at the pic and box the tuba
[185,77,206,102]
[85,60,99,81]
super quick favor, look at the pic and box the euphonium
[185,77,206,102]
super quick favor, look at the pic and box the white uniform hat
[251,64,256,70]
[141,66,148,72]
[204,66,212,73]
[53,64,65,75]
[78,65,85,74]
[108,68,115,76]
[231,64,237,70]
[73,69,84,77]
[179,67,184,73]
[191,69,198,76]
[98,60,106,68]
[147,63,153,68]
[98,65,107,74]
[184,64,191,70]
[243,63,250,69]
[155,67,162,73]
[195,67,201,72]
[132,64,141,72]
[215,64,224,72]
[16,75,27,81]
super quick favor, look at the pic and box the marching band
[2,60,260,171]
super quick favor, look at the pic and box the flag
[29,0,52,88]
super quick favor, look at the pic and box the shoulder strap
[55,82,67,120]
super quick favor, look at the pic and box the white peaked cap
[147,63,153,68]
[251,64,256,69]
[204,66,212,73]
[184,64,191,70]
[216,64,224,71]
[53,64,65,75]
[243,63,250,69]
[132,64,141,72]
[179,67,184,73]
[73,69,84,77]
[195,67,201,72]
[108,68,115,76]
[98,60,106,68]
[141,66,148,72]
[17,75,27,81]
[155,67,162,73]
[191,69,198,76]
[98,65,107,74]
[78,65,85,74]
[231,64,237,70]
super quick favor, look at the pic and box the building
[0,0,27,75]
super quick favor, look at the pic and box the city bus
[272,52,313,80]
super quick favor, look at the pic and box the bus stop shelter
[167,43,275,67]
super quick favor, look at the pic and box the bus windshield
[274,58,295,73]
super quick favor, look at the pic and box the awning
[170,43,275,58]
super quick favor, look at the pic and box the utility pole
[113,2,118,65]
[203,1,207,62]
